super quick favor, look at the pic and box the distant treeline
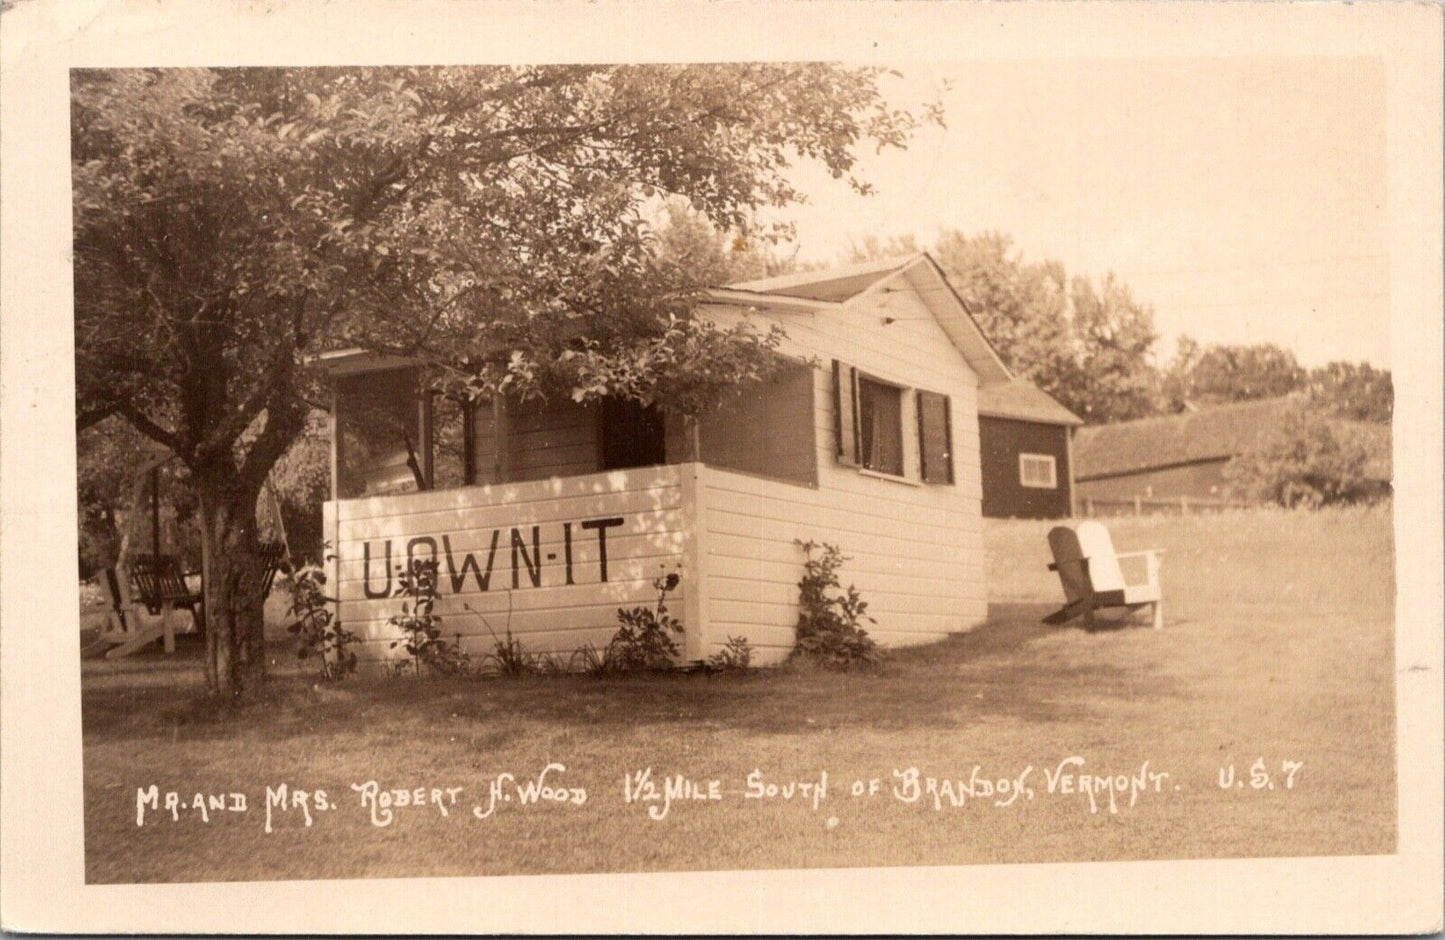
[656,205,1391,427]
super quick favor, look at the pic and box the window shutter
[917,390,954,485]
[832,359,860,466]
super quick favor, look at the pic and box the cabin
[316,253,1012,668]
[976,379,1082,519]
[1073,396,1392,512]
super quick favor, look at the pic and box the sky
[770,57,1390,368]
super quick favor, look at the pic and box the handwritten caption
[130,757,1303,832]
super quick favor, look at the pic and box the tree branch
[115,402,182,454]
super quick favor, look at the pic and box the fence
[1079,494,1252,517]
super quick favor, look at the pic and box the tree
[72,65,934,700]
[1224,402,1383,507]
[652,199,807,287]
[930,230,1076,405]
[841,231,919,263]
[1158,334,1202,413]
[1059,273,1160,423]
[1307,361,1392,423]
[1170,342,1306,406]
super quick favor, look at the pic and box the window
[1019,453,1058,489]
[916,390,954,485]
[698,360,818,487]
[428,393,474,490]
[857,375,905,476]
[335,367,426,499]
[599,397,666,471]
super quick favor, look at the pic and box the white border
[2,1,1440,934]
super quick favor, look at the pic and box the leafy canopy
[73,64,936,485]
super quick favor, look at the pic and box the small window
[1019,453,1058,489]
[857,376,905,477]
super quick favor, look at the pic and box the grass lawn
[81,505,1396,884]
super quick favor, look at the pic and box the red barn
[976,380,1083,519]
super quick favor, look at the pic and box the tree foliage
[1162,339,1306,408]
[72,65,933,699]
[847,229,1159,423]
[1224,402,1387,508]
[652,199,808,288]
[1306,361,1393,423]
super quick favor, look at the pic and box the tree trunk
[196,476,267,700]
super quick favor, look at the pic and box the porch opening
[329,358,818,500]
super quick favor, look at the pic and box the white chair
[1043,521,1163,630]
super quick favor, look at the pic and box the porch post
[322,499,341,670]
[418,386,435,489]
[329,386,340,501]
[150,465,161,558]
[679,463,709,663]
[493,395,512,483]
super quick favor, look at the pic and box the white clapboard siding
[326,464,692,666]
[694,277,988,663]
[322,271,990,670]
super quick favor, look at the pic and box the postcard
[1,0,1440,933]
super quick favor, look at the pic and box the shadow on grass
[81,602,1175,743]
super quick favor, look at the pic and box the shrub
[606,566,685,672]
[791,540,880,669]
[1225,403,1387,508]
[388,558,470,677]
[285,554,359,681]
[706,634,755,672]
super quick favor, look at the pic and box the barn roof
[727,253,1013,384]
[1074,397,1392,481]
[977,380,1082,427]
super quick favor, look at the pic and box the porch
[324,462,823,667]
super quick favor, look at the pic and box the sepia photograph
[1,0,1440,934]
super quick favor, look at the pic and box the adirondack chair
[1043,521,1164,630]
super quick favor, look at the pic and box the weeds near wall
[792,540,881,669]
[284,550,359,681]
[706,635,755,672]
[388,558,470,677]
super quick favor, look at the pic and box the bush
[285,554,359,681]
[387,558,470,677]
[475,628,552,677]
[706,635,755,672]
[606,566,684,672]
[791,540,880,669]
[1225,403,1387,508]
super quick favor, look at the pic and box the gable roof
[730,255,915,301]
[318,252,1015,385]
[1074,397,1392,481]
[725,253,1013,384]
[978,380,1082,427]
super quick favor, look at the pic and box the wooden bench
[84,544,290,660]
